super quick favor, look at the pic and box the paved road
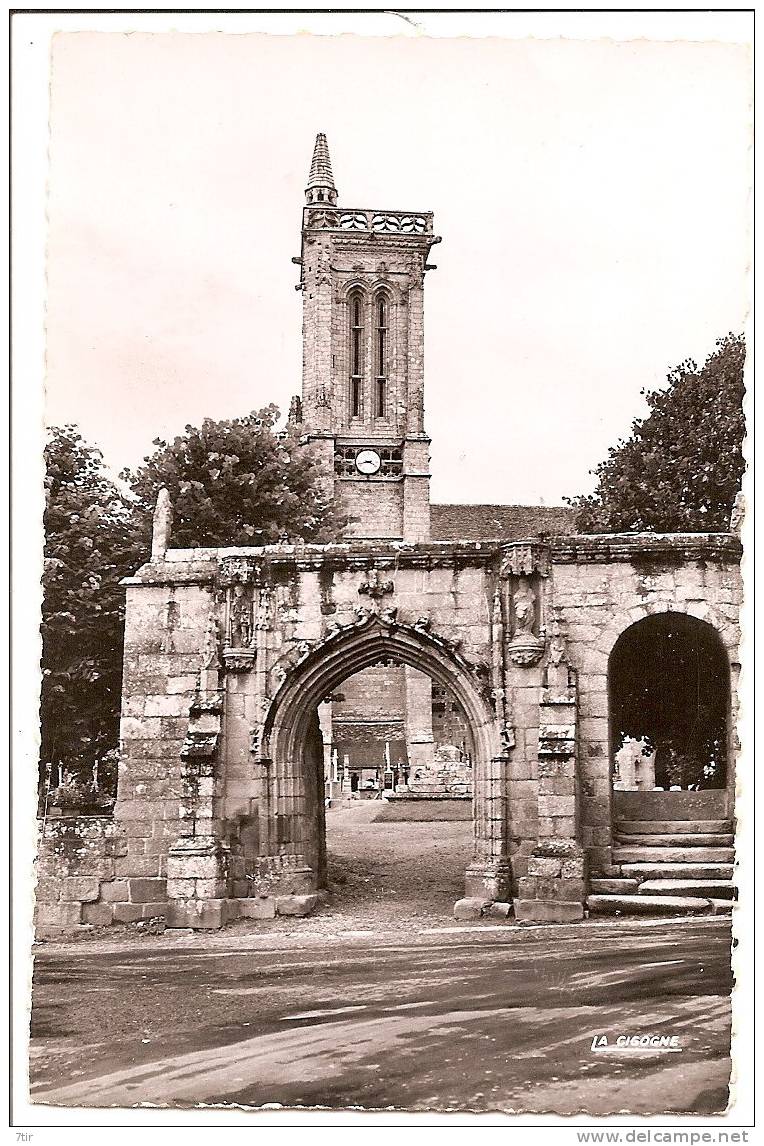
[29,916,733,1115]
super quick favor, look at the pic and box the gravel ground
[36,799,475,948]
[321,796,472,925]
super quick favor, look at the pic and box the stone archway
[259,612,506,902]
[608,611,732,822]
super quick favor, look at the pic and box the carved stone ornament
[222,647,256,673]
[508,580,544,667]
[499,542,550,580]
[202,612,220,670]
[358,568,395,601]
[219,557,263,587]
[229,583,254,648]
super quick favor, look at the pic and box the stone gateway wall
[35,532,741,935]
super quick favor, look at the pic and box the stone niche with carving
[500,543,549,668]
[220,559,260,672]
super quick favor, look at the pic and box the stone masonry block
[140,903,168,920]
[99,880,130,903]
[194,879,228,899]
[166,898,229,930]
[527,856,563,878]
[453,897,491,920]
[275,894,319,917]
[61,876,100,903]
[36,903,83,929]
[519,876,585,901]
[128,878,168,903]
[539,777,576,796]
[239,897,277,919]
[82,903,114,927]
[113,902,145,923]
[514,899,584,924]
[33,877,62,904]
[166,878,196,899]
[538,796,576,817]
[166,853,222,880]
[115,855,162,878]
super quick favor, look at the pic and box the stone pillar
[457,582,512,916]
[318,700,340,798]
[463,749,512,904]
[514,610,586,923]
[165,637,233,929]
[404,665,434,771]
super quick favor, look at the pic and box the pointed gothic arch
[260,613,502,889]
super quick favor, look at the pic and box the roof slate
[430,503,576,542]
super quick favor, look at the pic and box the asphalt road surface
[29,916,733,1116]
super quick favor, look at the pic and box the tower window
[375,294,388,419]
[349,291,364,419]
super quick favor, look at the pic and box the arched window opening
[375,294,388,419]
[349,292,364,419]
[609,613,729,793]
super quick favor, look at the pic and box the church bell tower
[294,133,440,542]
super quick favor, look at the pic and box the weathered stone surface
[239,897,277,919]
[514,899,584,924]
[82,902,114,926]
[275,894,319,917]
[61,877,100,903]
[527,856,563,878]
[112,902,144,923]
[166,898,229,929]
[518,876,585,902]
[453,897,491,920]
[128,878,168,903]
[36,903,83,929]
[485,901,511,919]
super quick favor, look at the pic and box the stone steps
[615,833,734,848]
[594,817,738,918]
[621,861,734,881]
[613,845,734,864]
[637,878,737,900]
[589,878,639,894]
[587,894,714,916]
[618,819,732,835]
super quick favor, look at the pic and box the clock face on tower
[354,449,382,476]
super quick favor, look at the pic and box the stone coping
[383,793,472,802]
[122,532,740,586]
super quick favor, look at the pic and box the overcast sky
[44,29,751,504]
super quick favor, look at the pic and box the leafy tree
[40,409,346,801]
[569,334,746,533]
[122,405,345,547]
[40,426,144,799]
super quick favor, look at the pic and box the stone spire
[305,132,338,205]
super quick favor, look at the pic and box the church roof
[430,503,576,542]
[307,132,336,191]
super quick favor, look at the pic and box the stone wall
[34,815,167,937]
[55,531,739,932]
[550,538,741,876]
[117,569,216,897]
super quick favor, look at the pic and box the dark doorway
[609,613,729,793]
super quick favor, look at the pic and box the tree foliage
[569,334,746,533]
[40,409,345,796]
[122,406,345,548]
[40,426,144,794]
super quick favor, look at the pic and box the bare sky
[44,29,751,504]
